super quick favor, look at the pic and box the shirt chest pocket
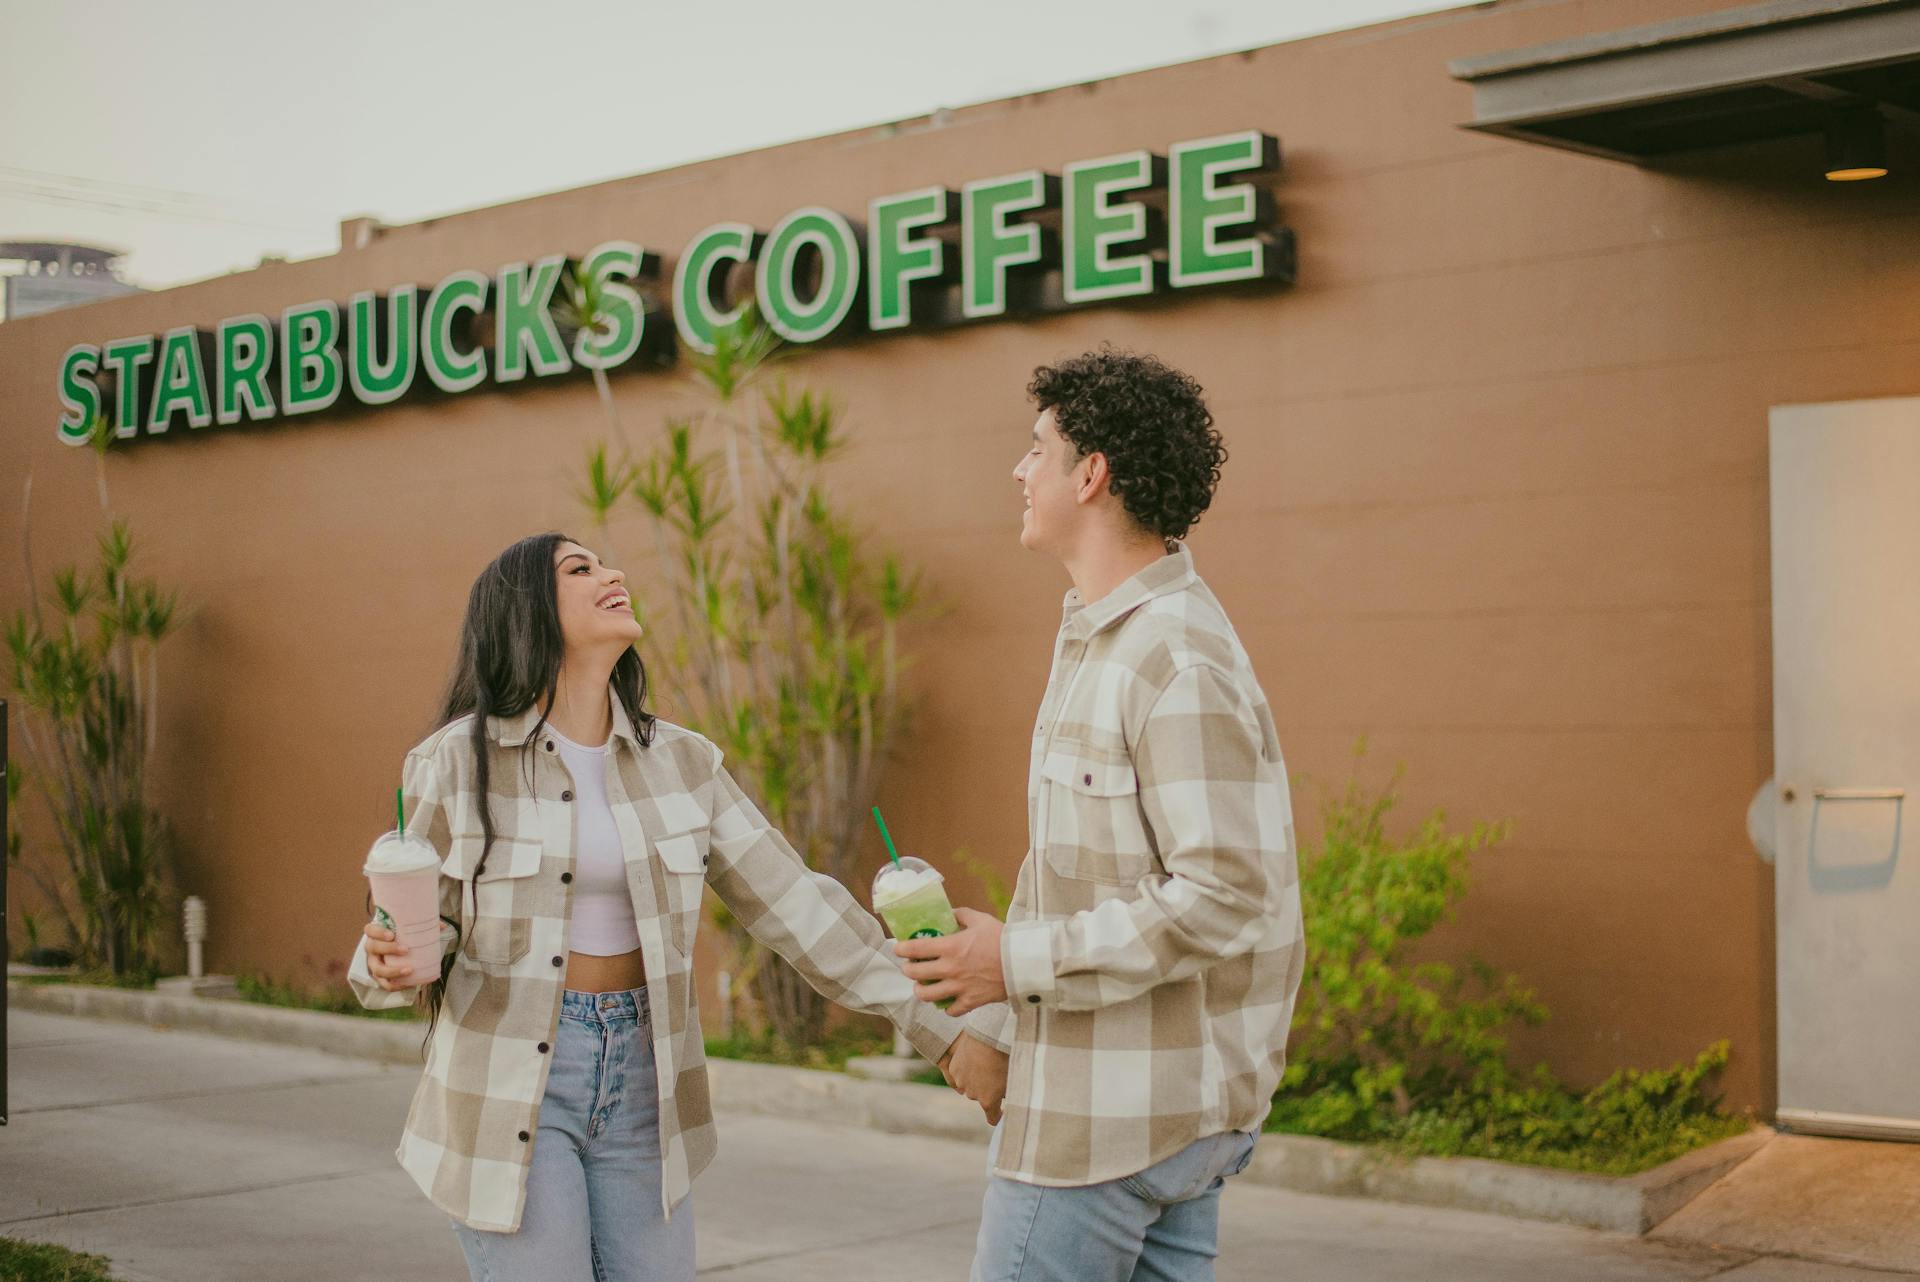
[649,828,710,955]
[445,836,544,965]
[1039,743,1155,886]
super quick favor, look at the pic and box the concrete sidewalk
[2,1008,1912,1282]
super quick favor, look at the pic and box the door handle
[1805,787,1904,892]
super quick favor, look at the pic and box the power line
[0,178,323,235]
[0,164,218,206]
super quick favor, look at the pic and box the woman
[347,532,970,1280]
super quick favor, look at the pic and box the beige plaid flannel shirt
[347,702,962,1232]
[964,543,1304,1187]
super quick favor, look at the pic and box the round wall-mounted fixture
[1825,106,1889,181]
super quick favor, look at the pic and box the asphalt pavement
[2,1008,1911,1282]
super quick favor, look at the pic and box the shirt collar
[1060,540,1196,640]
[489,694,644,750]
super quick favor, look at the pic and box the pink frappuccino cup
[363,830,441,985]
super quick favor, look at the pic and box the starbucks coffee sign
[55,131,1288,446]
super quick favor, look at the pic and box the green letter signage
[148,326,213,432]
[57,344,102,446]
[1170,131,1284,288]
[756,207,862,344]
[348,286,420,406]
[495,254,572,383]
[423,270,490,394]
[868,187,952,331]
[1064,151,1163,304]
[51,129,1293,446]
[673,223,758,356]
[962,171,1058,319]
[281,301,343,416]
[216,315,275,425]
[100,335,154,439]
[572,241,648,371]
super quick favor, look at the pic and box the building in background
[0,240,143,322]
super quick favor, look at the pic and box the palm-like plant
[589,313,923,1046]
[8,422,183,976]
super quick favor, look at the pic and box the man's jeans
[971,1126,1257,1282]
[450,987,695,1282]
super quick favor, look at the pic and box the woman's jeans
[450,987,695,1282]
[970,1125,1257,1282]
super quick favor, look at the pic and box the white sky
[1,1,1474,291]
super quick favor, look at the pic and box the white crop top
[551,727,642,956]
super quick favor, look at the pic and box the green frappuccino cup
[872,856,960,1008]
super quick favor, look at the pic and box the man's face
[1012,408,1083,556]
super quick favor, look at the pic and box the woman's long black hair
[420,531,656,1040]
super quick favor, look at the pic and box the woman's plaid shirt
[965,543,1305,1187]
[347,702,962,1231]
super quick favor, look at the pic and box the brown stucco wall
[5,0,1918,1114]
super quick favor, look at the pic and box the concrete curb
[706,1055,992,1146]
[1243,1126,1773,1234]
[7,978,1768,1233]
[8,976,426,1065]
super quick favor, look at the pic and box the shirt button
[537,1042,550,1054]
[551,956,564,967]
[560,872,573,884]
[518,1130,530,1142]
[561,790,574,802]
[544,741,555,752]
[1027,994,1041,1004]
[1083,774,1093,786]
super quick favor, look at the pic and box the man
[899,349,1304,1281]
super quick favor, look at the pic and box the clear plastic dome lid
[871,855,944,908]
[363,829,440,877]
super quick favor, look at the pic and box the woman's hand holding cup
[363,920,418,991]
[363,822,441,989]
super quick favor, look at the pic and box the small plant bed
[234,974,419,1021]
[15,969,154,991]
[0,1236,125,1282]
[705,1023,950,1085]
[1268,755,1751,1178]
[1267,1043,1751,1176]
[704,1024,898,1072]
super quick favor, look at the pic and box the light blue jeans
[971,1126,1257,1282]
[451,987,695,1282]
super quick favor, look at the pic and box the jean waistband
[560,986,650,1024]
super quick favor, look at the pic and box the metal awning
[1449,0,1920,163]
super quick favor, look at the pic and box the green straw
[396,787,406,835]
[871,806,902,867]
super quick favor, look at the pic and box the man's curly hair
[1027,348,1227,541]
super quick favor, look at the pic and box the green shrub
[1392,1042,1748,1175]
[1270,751,1745,1174]
[0,1236,123,1282]
[8,446,184,980]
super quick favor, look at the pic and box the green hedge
[1269,754,1747,1175]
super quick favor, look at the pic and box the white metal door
[1771,396,1920,1140]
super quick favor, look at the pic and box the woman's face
[553,541,641,652]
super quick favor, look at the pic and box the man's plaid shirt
[348,702,962,1232]
[966,543,1304,1187]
